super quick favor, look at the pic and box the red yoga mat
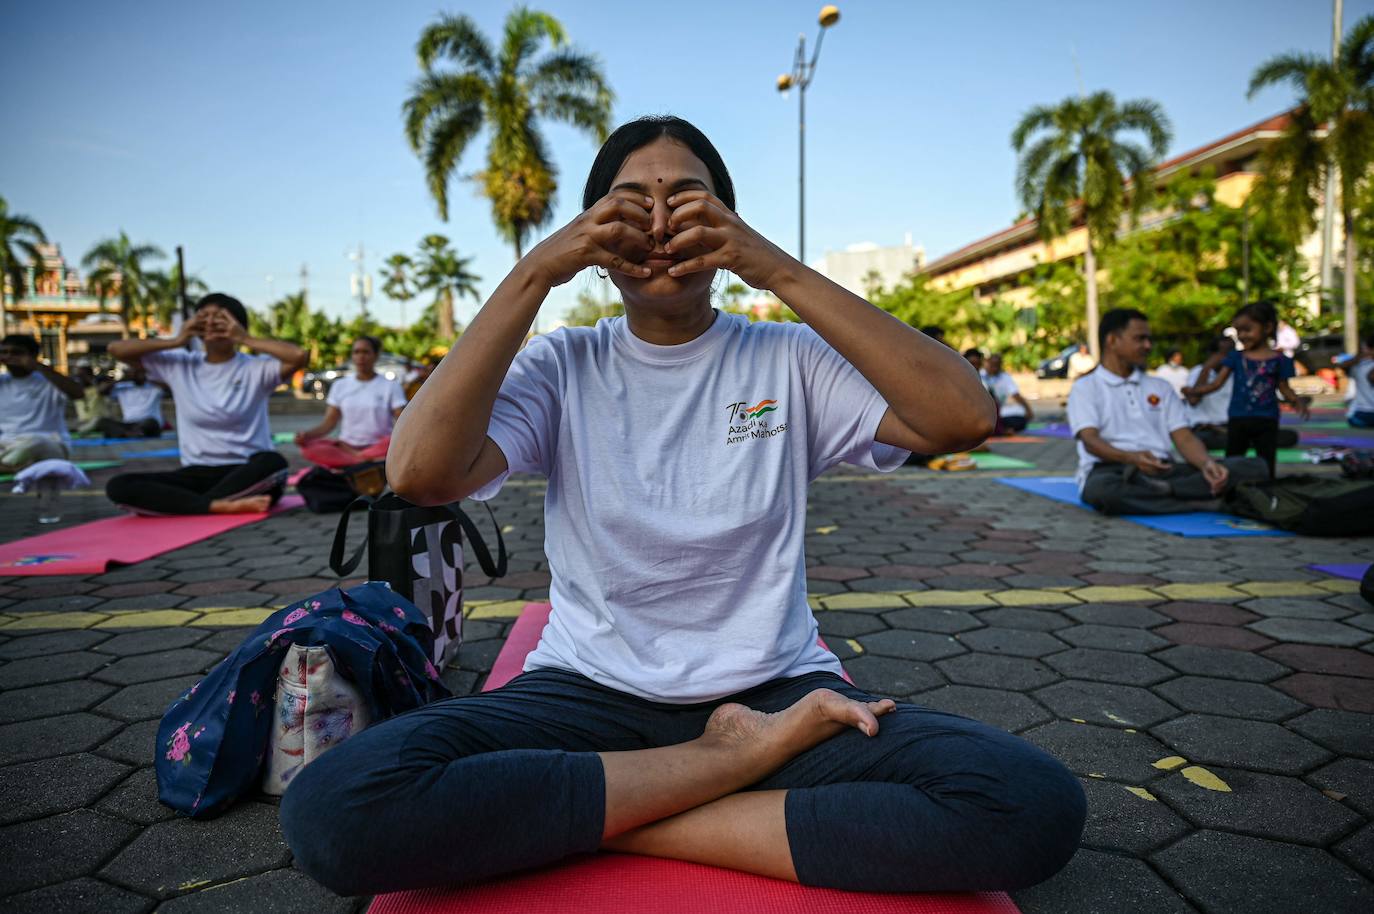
[368,603,1019,914]
[0,495,304,576]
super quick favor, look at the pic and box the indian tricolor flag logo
[743,399,778,420]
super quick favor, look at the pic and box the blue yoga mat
[995,476,1293,538]
[72,435,174,448]
[117,447,181,459]
[1027,423,1076,440]
[1310,562,1370,581]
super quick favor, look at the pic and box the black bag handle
[329,495,377,576]
[328,495,507,579]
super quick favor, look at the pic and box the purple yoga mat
[1029,424,1077,440]
[1310,563,1370,581]
[1303,435,1374,449]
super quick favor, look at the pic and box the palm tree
[381,253,419,327]
[86,264,125,338]
[402,8,614,259]
[415,234,480,340]
[144,265,208,334]
[82,232,165,339]
[1249,13,1374,354]
[1011,91,1172,357]
[0,197,48,338]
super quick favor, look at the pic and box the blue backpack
[155,582,451,818]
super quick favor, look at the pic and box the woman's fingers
[667,251,729,278]
[666,197,728,233]
[588,243,652,278]
[665,225,725,257]
[595,194,654,230]
[592,219,654,260]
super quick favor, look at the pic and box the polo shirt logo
[725,398,788,445]
[1146,393,1161,408]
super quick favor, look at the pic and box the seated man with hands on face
[1069,308,1266,515]
[104,293,307,515]
[0,334,83,471]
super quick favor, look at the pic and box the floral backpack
[155,582,450,819]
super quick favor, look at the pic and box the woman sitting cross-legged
[105,293,307,515]
[281,116,1086,897]
[294,335,407,468]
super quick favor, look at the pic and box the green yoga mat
[0,460,123,483]
[272,431,296,444]
[1209,448,1310,465]
[972,453,1037,470]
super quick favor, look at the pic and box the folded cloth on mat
[994,476,1292,538]
[10,459,92,493]
[0,460,121,483]
[368,603,1016,914]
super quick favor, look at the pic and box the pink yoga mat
[368,603,1018,914]
[0,495,303,577]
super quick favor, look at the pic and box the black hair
[1209,335,1233,353]
[1234,299,1278,336]
[582,115,736,212]
[1364,331,1374,349]
[194,292,249,330]
[1099,308,1149,350]
[354,335,382,355]
[0,334,40,356]
[1165,348,1181,360]
[962,347,984,359]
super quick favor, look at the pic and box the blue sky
[4,0,1369,329]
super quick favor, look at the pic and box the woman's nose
[650,200,671,247]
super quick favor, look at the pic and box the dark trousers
[1081,457,1269,515]
[96,416,162,439]
[105,450,287,515]
[1194,423,1297,452]
[1227,416,1280,477]
[995,414,1028,435]
[281,669,1085,897]
[1349,411,1374,429]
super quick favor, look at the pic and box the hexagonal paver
[94,675,202,723]
[1044,648,1172,686]
[935,653,1057,690]
[1337,823,1374,881]
[1064,604,1170,628]
[1077,777,1191,855]
[858,629,966,662]
[1158,601,1260,625]
[90,648,223,686]
[92,628,211,656]
[1153,764,1362,845]
[879,607,982,633]
[0,713,123,766]
[1249,617,1371,647]
[0,679,117,724]
[100,801,291,898]
[1241,598,1353,621]
[1152,830,1374,914]
[1152,676,1306,722]
[912,685,1052,733]
[1152,714,1332,775]
[0,629,111,660]
[814,611,887,638]
[957,627,1067,658]
[1308,758,1374,817]
[0,651,112,690]
[1035,679,1180,729]
[1262,643,1374,678]
[1021,720,1172,784]
[1155,621,1277,652]
[0,752,132,825]
[1289,709,1374,759]
[156,867,355,913]
[1153,644,1289,682]
[98,766,178,825]
[0,808,139,895]
[97,719,162,766]
[0,876,149,914]
[843,655,945,698]
[1013,847,1195,914]
[1056,624,1169,652]
[977,607,1072,631]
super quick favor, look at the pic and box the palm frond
[1015,135,1066,211]
[417,13,494,74]
[1010,103,1058,150]
[1248,52,1323,99]
[1340,13,1374,79]
[423,109,484,220]
[500,7,566,80]
[403,72,488,152]
[1116,98,1172,157]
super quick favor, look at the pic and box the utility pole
[347,243,371,319]
[776,6,841,264]
[1318,0,1341,325]
[300,263,309,300]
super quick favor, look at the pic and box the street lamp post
[777,5,840,264]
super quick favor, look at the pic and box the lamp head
[776,73,795,92]
[819,5,840,27]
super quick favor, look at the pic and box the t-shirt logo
[725,398,788,446]
[1146,393,1161,408]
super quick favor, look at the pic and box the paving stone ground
[1,405,1372,913]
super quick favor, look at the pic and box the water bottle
[35,477,62,524]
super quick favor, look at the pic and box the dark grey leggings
[105,450,287,515]
[281,669,1084,896]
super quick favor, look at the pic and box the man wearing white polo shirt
[1068,309,1266,515]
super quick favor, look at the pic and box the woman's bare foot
[701,689,897,777]
[208,494,272,514]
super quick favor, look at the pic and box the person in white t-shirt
[1067,343,1095,380]
[1068,308,1266,514]
[1153,348,1190,396]
[95,365,166,438]
[104,293,307,514]
[283,116,1083,898]
[983,353,1033,433]
[1348,333,1374,428]
[295,335,407,467]
[0,334,82,470]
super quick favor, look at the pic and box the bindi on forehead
[657,178,663,183]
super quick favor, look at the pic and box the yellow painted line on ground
[95,610,201,628]
[1071,586,1159,603]
[1236,581,1328,598]
[1153,583,1247,602]
[189,609,275,626]
[0,611,109,630]
[820,592,908,611]
[466,601,526,620]
[1314,578,1360,594]
[991,590,1080,607]
[902,590,998,608]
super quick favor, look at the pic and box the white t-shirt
[111,381,164,423]
[1154,363,1190,397]
[326,375,407,446]
[1184,363,1232,426]
[0,372,70,442]
[144,350,280,466]
[1068,351,1096,380]
[472,312,908,703]
[1349,358,1374,416]
[1067,367,1189,492]
[982,370,1025,418]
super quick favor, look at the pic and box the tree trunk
[514,234,524,261]
[0,253,9,338]
[1084,232,1100,360]
[437,289,455,339]
[1344,209,1359,356]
